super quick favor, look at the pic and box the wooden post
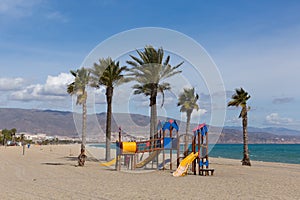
[192,135,196,175]
[116,127,122,171]
[22,144,25,155]
[198,130,201,175]
[206,129,209,169]
[177,129,180,168]
[118,127,121,144]
[162,128,165,170]
[201,131,204,173]
[170,126,173,170]
[118,154,121,171]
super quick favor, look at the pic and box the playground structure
[173,123,214,176]
[115,119,179,171]
[191,123,214,175]
[101,120,214,176]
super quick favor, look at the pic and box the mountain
[224,126,300,136]
[0,108,300,143]
[219,127,300,144]
[0,108,77,137]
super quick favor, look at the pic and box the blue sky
[0,0,300,130]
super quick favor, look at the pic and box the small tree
[2,129,12,145]
[228,87,251,166]
[177,88,199,152]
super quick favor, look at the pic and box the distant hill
[219,127,300,144]
[224,126,300,136]
[0,108,77,136]
[0,108,299,143]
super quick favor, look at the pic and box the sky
[0,0,300,130]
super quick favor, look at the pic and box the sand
[1,144,300,200]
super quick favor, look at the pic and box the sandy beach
[1,144,299,200]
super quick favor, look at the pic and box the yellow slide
[173,152,198,177]
[100,158,117,167]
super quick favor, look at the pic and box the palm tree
[90,57,129,161]
[127,45,183,140]
[67,67,90,166]
[228,87,251,166]
[2,129,12,145]
[177,88,199,152]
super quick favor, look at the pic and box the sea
[88,143,300,165]
[209,144,300,165]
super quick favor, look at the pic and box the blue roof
[162,119,179,131]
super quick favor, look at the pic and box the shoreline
[87,143,300,165]
[1,144,300,199]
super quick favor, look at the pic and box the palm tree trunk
[242,107,251,166]
[82,100,87,150]
[105,86,113,161]
[78,99,87,166]
[149,85,157,147]
[151,104,157,145]
[150,105,154,141]
[185,112,191,153]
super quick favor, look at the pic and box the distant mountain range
[224,126,300,136]
[0,108,299,144]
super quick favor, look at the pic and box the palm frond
[90,57,129,88]
[228,87,251,118]
[126,45,183,108]
[67,67,90,105]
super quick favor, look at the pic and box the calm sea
[210,144,300,165]
[88,143,300,165]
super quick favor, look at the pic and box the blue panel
[201,128,206,136]
[199,160,209,167]
[204,125,208,133]
[199,160,203,167]
[164,137,172,149]
[116,142,121,155]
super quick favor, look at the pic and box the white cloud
[93,87,106,105]
[10,84,44,101]
[192,108,207,117]
[180,108,208,123]
[0,77,25,91]
[43,73,74,96]
[265,113,294,125]
[9,73,73,101]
